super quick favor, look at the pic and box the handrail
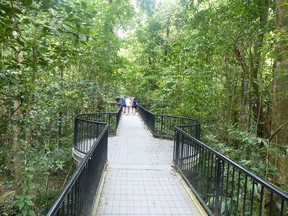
[75,105,122,134]
[46,106,121,215]
[73,106,122,154]
[174,125,288,216]
[136,104,155,133]
[138,104,288,215]
[47,104,288,216]
[137,104,201,140]
[46,120,108,215]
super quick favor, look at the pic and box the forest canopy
[0,0,288,215]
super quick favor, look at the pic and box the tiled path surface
[94,114,203,216]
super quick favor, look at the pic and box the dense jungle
[0,0,288,215]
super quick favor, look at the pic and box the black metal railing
[73,106,122,153]
[47,103,288,216]
[174,125,288,216]
[137,104,201,140]
[137,104,155,133]
[46,119,109,216]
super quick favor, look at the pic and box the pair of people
[121,96,137,115]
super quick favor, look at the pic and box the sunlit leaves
[1,0,133,214]
[119,0,286,190]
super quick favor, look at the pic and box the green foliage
[118,0,287,190]
[205,128,280,181]
[0,140,74,215]
[12,166,36,216]
[1,0,133,214]
[1,0,287,214]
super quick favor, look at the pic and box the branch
[234,43,248,71]
[2,99,23,125]
[11,99,23,116]
[269,119,288,142]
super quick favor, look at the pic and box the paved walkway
[94,114,204,216]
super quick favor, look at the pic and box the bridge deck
[93,114,205,216]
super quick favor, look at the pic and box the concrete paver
[94,114,203,216]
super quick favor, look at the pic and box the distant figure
[132,97,138,115]
[125,97,132,115]
[121,97,126,114]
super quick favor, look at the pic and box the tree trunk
[164,15,171,63]
[12,29,23,181]
[246,0,269,138]
[271,0,288,186]
[12,100,21,180]
[58,67,64,146]
[234,44,249,129]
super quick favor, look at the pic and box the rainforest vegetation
[0,0,288,215]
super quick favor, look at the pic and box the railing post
[95,122,99,139]
[108,114,111,134]
[214,157,223,216]
[116,108,121,128]
[180,132,185,170]
[196,122,201,140]
[174,129,180,165]
[73,118,79,147]
[160,115,164,137]
[151,114,155,134]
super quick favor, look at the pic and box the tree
[271,0,288,187]
[120,0,287,191]
[0,0,133,214]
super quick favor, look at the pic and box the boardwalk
[93,114,205,216]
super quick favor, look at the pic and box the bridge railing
[137,104,200,140]
[47,106,121,215]
[46,119,108,216]
[138,104,287,215]
[174,125,288,216]
[73,106,122,153]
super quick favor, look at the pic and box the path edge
[91,163,108,216]
[175,170,208,216]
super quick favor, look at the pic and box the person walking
[121,97,126,114]
[125,97,132,115]
[132,97,138,115]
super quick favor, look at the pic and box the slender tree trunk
[58,67,64,146]
[12,100,21,180]
[0,44,2,69]
[234,44,249,129]
[25,46,37,145]
[164,15,170,63]
[250,60,264,137]
[250,0,269,137]
[234,0,269,135]
[271,0,288,186]
[13,29,23,180]
[148,56,152,65]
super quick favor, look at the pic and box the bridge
[46,105,288,216]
